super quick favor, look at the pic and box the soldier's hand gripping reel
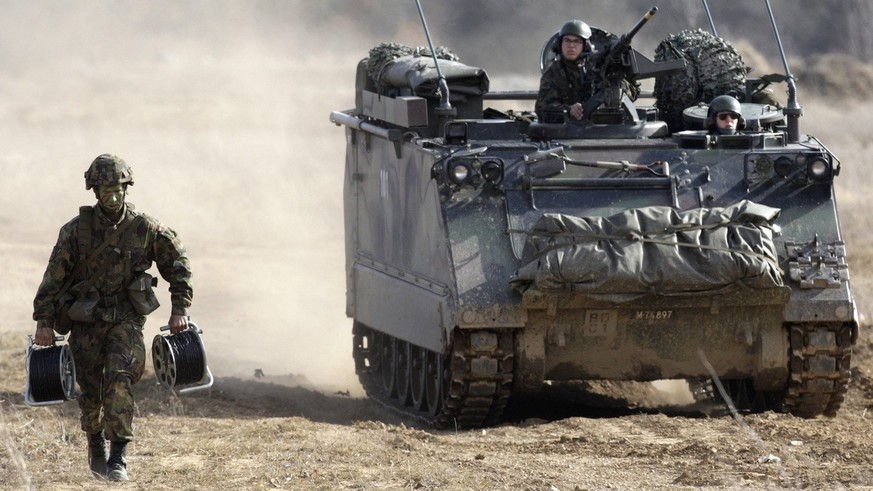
[24,335,77,406]
[151,321,214,394]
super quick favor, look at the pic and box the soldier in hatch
[536,19,595,122]
[32,154,194,482]
[536,19,640,123]
[706,94,745,135]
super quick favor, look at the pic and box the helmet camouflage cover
[84,154,134,190]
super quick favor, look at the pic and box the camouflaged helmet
[706,95,745,130]
[559,20,592,41]
[84,154,134,190]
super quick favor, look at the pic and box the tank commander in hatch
[32,154,194,482]
[536,20,595,123]
[707,94,745,135]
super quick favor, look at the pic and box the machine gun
[582,6,686,124]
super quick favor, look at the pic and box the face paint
[97,184,126,213]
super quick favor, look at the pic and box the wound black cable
[29,346,68,401]
[154,330,205,388]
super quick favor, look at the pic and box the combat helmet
[84,154,134,190]
[559,20,592,41]
[706,95,746,131]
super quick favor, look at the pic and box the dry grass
[0,330,412,490]
[3,4,873,489]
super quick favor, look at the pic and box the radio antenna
[765,0,802,142]
[415,0,456,118]
[701,0,718,36]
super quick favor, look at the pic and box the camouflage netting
[654,29,747,132]
[510,200,783,295]
[366,42,460,90]
[363,42,489,98]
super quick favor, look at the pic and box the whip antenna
[765,0,802,142]
[414,0,456,119]
[701,0,718,36]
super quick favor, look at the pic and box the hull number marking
[635,310,674,320]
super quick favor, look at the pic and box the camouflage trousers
[69,316,146,442]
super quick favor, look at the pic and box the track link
[692,322,854,417]
[353,322,514,429]
[435,329,514,429]
[784,322,853,417]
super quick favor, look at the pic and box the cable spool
[25,341,77,406]
[151,322,213,394]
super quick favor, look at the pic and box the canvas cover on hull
[380,55,489,97]
[510,200,783,294]
[365,43,489,98]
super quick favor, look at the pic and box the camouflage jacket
[33,203,193,324]
[535,58,595,121]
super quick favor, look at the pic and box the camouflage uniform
[535,58,595,122]
[33,202,193,441]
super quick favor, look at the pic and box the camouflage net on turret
[367,42,459,90]
[654,29,748,132]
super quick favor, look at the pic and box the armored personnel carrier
[330,4,858,428]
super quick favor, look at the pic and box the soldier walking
[32,154,194,481]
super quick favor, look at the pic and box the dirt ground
[3,3,873,490]
[3,337,873,491]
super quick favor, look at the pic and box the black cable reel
[24,335,77,406]
[151,321,213,394]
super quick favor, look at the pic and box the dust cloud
[0,3,378,392]
[0,1,548,396]
[1,2,871,400]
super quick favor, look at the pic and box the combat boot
[106,441,129,481]
[87,432,107,478]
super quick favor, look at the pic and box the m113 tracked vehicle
[330,2,858,428]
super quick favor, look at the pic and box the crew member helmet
[84,154,135,190]
[706,95,746,130]
[559,20,592,40]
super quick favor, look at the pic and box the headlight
[450,163,471,183]
[807,157,831,181]
[435,156,505,190]
[480,160,503,184]
[773,156,794,178]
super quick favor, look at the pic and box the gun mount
[586,7,685,123]
[539,7,686,125]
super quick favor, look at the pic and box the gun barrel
[625,6,658,43]
[609,7,658,62]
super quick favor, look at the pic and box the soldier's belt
[99,291,129,307]
[95,302,134,323]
